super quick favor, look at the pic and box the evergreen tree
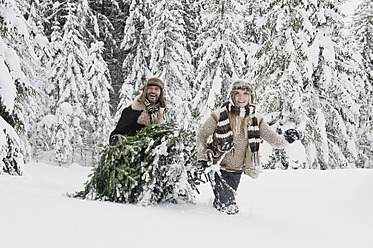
[88,0,130,114]
[0,112,23,176]
[41,0,114,166]
[181,0,201,69]
[116,0,152,119]
[1,0,44,164]
[307,0,360,169]
[75,123,199,206]
[350,0,373,168]
[34,0,56,39]
[0,0,34,175]
[24,0,54,161]
[251,0,362,169]
[1,0,49,172]
[251,0,317,169]
[47,0,90,165]
[148,0,194,128]
[53,102,74,165]
[83,41,113,165]
[241,0,266,46]
[193,0,248,122]
[180,0,201,123]
[31,2,63,161]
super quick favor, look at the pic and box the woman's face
[233,89,250,107]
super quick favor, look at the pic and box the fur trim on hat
[138,77,166,108]
[132,96,165,126]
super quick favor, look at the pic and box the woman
[196,80,299,215]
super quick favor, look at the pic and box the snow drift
[1,162,372,248]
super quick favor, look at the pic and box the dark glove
[196,160,208,175]
[284,129,300,143]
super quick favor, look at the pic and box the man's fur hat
[138,77,166,108]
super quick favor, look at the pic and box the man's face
[146,85,161,104]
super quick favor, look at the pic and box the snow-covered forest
[0,0,372,175]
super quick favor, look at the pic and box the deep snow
[1,162,373,248]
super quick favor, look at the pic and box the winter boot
[225,203,239,215]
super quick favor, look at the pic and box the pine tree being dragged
[74,123,200,206]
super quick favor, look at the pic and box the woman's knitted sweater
[197,107,288,169]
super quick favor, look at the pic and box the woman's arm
[196,115,218,161]
[259,119,288,148]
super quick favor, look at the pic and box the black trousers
[212,170,242,207]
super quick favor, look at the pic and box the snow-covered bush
[0,116,23,176]
[75,123,199,206]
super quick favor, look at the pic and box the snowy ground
[1,162,373,248]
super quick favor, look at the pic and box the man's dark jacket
[109,97,165,145]
[109,106,145,145]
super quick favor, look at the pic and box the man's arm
[109,107,144,145]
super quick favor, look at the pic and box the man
[109,77,166,145]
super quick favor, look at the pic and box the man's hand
[284,129,300,143]
[196,160,208,175]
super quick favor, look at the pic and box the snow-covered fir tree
[41,18,62,151]
[307,0,361,169]
[180,0,201,69]
[0,33,24,175]
[75,123,199,206]
[3,0,45,163]
[148,0,194,128]
[46,0,105,165]
[87,0,129,113]
[23,0,54,161]
[116,0,152,119]
[193,0,248,122]
[83,41,113,164]
[250,0,317,169]
[252,0,362,169]
[241,0,266,46]
[47,1,86,165]
[350,0,373,168]
[0,0,35,175]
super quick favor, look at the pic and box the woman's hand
[284,129,300,143]
[196,160,208,175]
